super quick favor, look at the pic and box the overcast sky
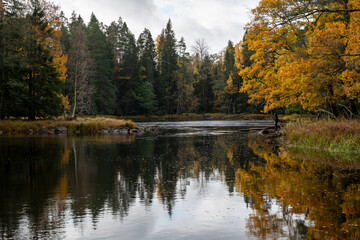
[53,0,260,54]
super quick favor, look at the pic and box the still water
[0,120,359,239]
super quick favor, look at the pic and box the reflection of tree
[0,137,66,239]
[238,135,360,240]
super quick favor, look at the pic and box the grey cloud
[55,0,259,53]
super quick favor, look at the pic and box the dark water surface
[1,120,359,239]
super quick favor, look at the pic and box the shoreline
[0,114,274,136]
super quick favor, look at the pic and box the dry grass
[285,120,360,153]
[0,117,135,134]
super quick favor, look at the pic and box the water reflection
[0,127,359,239]
[242,135,360,239]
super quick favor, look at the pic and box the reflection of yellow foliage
[55,174,68,201]
[342,184,360,216]
[61,147,70,166]
[238,135,360,239]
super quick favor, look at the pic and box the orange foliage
[240,0,360,112]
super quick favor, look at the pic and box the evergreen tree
[135,28,158,114]
[23,0,63,120]
[133,81,157,115]
[107,17,123,114]
[0,0,26,119]
[156,19,179,114]
[137,28,157,86]
[87,13,114,115]
[118,23,138,115]
[175,37,192,114]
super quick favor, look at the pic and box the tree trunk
[72,78,77,119]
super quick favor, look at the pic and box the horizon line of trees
[0,0,260,120]
[3,0,358,120]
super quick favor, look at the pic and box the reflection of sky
[137,120,274,128]
[138,120,274,137]
[62,178,251,239]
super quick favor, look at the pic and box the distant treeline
[0,0,261,120]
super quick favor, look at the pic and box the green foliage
[285,104,305,115]
[0,2,263,119]
[87,13,115,115]
[156,20,179,114]
[133,81,158,115]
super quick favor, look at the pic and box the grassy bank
[285,120,360,154]
[0,117,135,135]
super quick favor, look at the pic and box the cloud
[54,0,260,53]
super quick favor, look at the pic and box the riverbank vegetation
[0,117,135,134]
[285,120,360,155]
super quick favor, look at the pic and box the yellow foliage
[239,0,360,112]
[58,93,71,111]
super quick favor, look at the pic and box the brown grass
[0,117,135,134]
[285,120,360,154]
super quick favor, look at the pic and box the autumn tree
[240,0,360,115]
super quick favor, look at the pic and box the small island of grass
[0,117,135,135]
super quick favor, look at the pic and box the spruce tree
[157,19,179,114]
[0,0,27,119]
[23,0,63,120]
[87,13,114,115]
[135,28,158,114]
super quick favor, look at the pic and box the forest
[0,0,259,120]
[0,0,359,120]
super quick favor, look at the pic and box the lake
[1,120,359,239]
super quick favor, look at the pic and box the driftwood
[316,109,339,121]
[338,104,355,119]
